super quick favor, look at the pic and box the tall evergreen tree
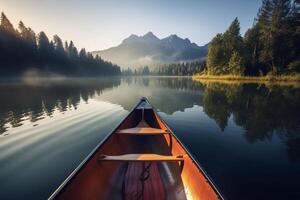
[207,18,244,75]
[257,0,273,28]
[53,35,64,54]
[37,31,50,51]
[19,22,37,49]
[207,34,226,75]
[223,18,244,73]
[37,31,51,65]
[257,0,294,73]
[0,12,15,34]
[287,0,300,71]
[79,48,87,59]
[18,21,27,38]
[0,12,20,72]
[64,41,69,55]
[68,41,78,60]
[223,17,243,57]
[17,21,38,65]
[244,25,264,74]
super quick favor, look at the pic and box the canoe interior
[51,99,222,200]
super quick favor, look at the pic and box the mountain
[92,32,208,68]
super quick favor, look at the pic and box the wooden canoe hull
[49,98,223,200]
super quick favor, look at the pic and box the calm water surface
[0,77,299,200]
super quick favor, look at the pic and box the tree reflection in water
[202,82,300,161]
[0,78,299,161]
[0,78,121,134]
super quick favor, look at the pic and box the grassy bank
[193,74,300,83]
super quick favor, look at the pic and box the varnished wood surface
[98,154,184,162]
[117,127,169,135]
[124,162,165,200]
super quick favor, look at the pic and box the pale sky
[0,0,261,51]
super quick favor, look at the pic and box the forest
[122,61,206,76]
[206,0,300,76]
[153,61,206,76]
[0,12,121,77]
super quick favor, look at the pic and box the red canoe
[49,97,224,200]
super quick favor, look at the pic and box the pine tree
[257,0,273,29]
[18,21,37,48]
[37,31,51,64]
[286,0,300,71]
[244,25,263,74]
[37,31,50,51]
[79,48,87,59]
[0,12,15,34]
[64,41,69,55]
[18,21,27,37]
[207,18,244,75]
[228,51,245,75]
[223,17,244,62]
[53,35,65,54]
[68,41,78,59]
[207,34,226,75]
[257,0,294,73]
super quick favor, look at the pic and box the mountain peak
[169,34,179,38]
[122,32,159,44]
[94,32,207,68]
[161,34,196,50]
[143,31,159,41]
[122,34,139,44]
[129,34,138,38]
[144,31,155,37]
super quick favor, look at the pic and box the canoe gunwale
[155,110,225,200]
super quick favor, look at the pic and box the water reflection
[1,79,300,140]
[0,78,120,134]
[1,77,299,160]
[0,77,299,200]
[0,77,205,135]
[202,82,300,160]
[98,77,204,114]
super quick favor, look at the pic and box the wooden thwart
[98,154,184,162]
[117,119,169,135]
[117,127,169,135]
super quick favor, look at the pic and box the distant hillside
[93,32,208,68]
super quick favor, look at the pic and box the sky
[0,0,261,51]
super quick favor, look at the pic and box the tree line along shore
[124,0,300,82]
[0,12,121,77]
[0,0,299,80]
[195,0,300,82]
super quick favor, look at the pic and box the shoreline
[192,74,300,83]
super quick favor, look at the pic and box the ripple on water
[0,100,127,180]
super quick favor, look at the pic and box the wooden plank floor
[124,162,166,200]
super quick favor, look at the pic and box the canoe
[49,97,224,200]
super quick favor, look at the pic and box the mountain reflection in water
[0,77,299,200]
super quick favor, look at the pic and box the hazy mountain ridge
[92,32,208,68]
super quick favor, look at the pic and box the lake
[0,77,299,200]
